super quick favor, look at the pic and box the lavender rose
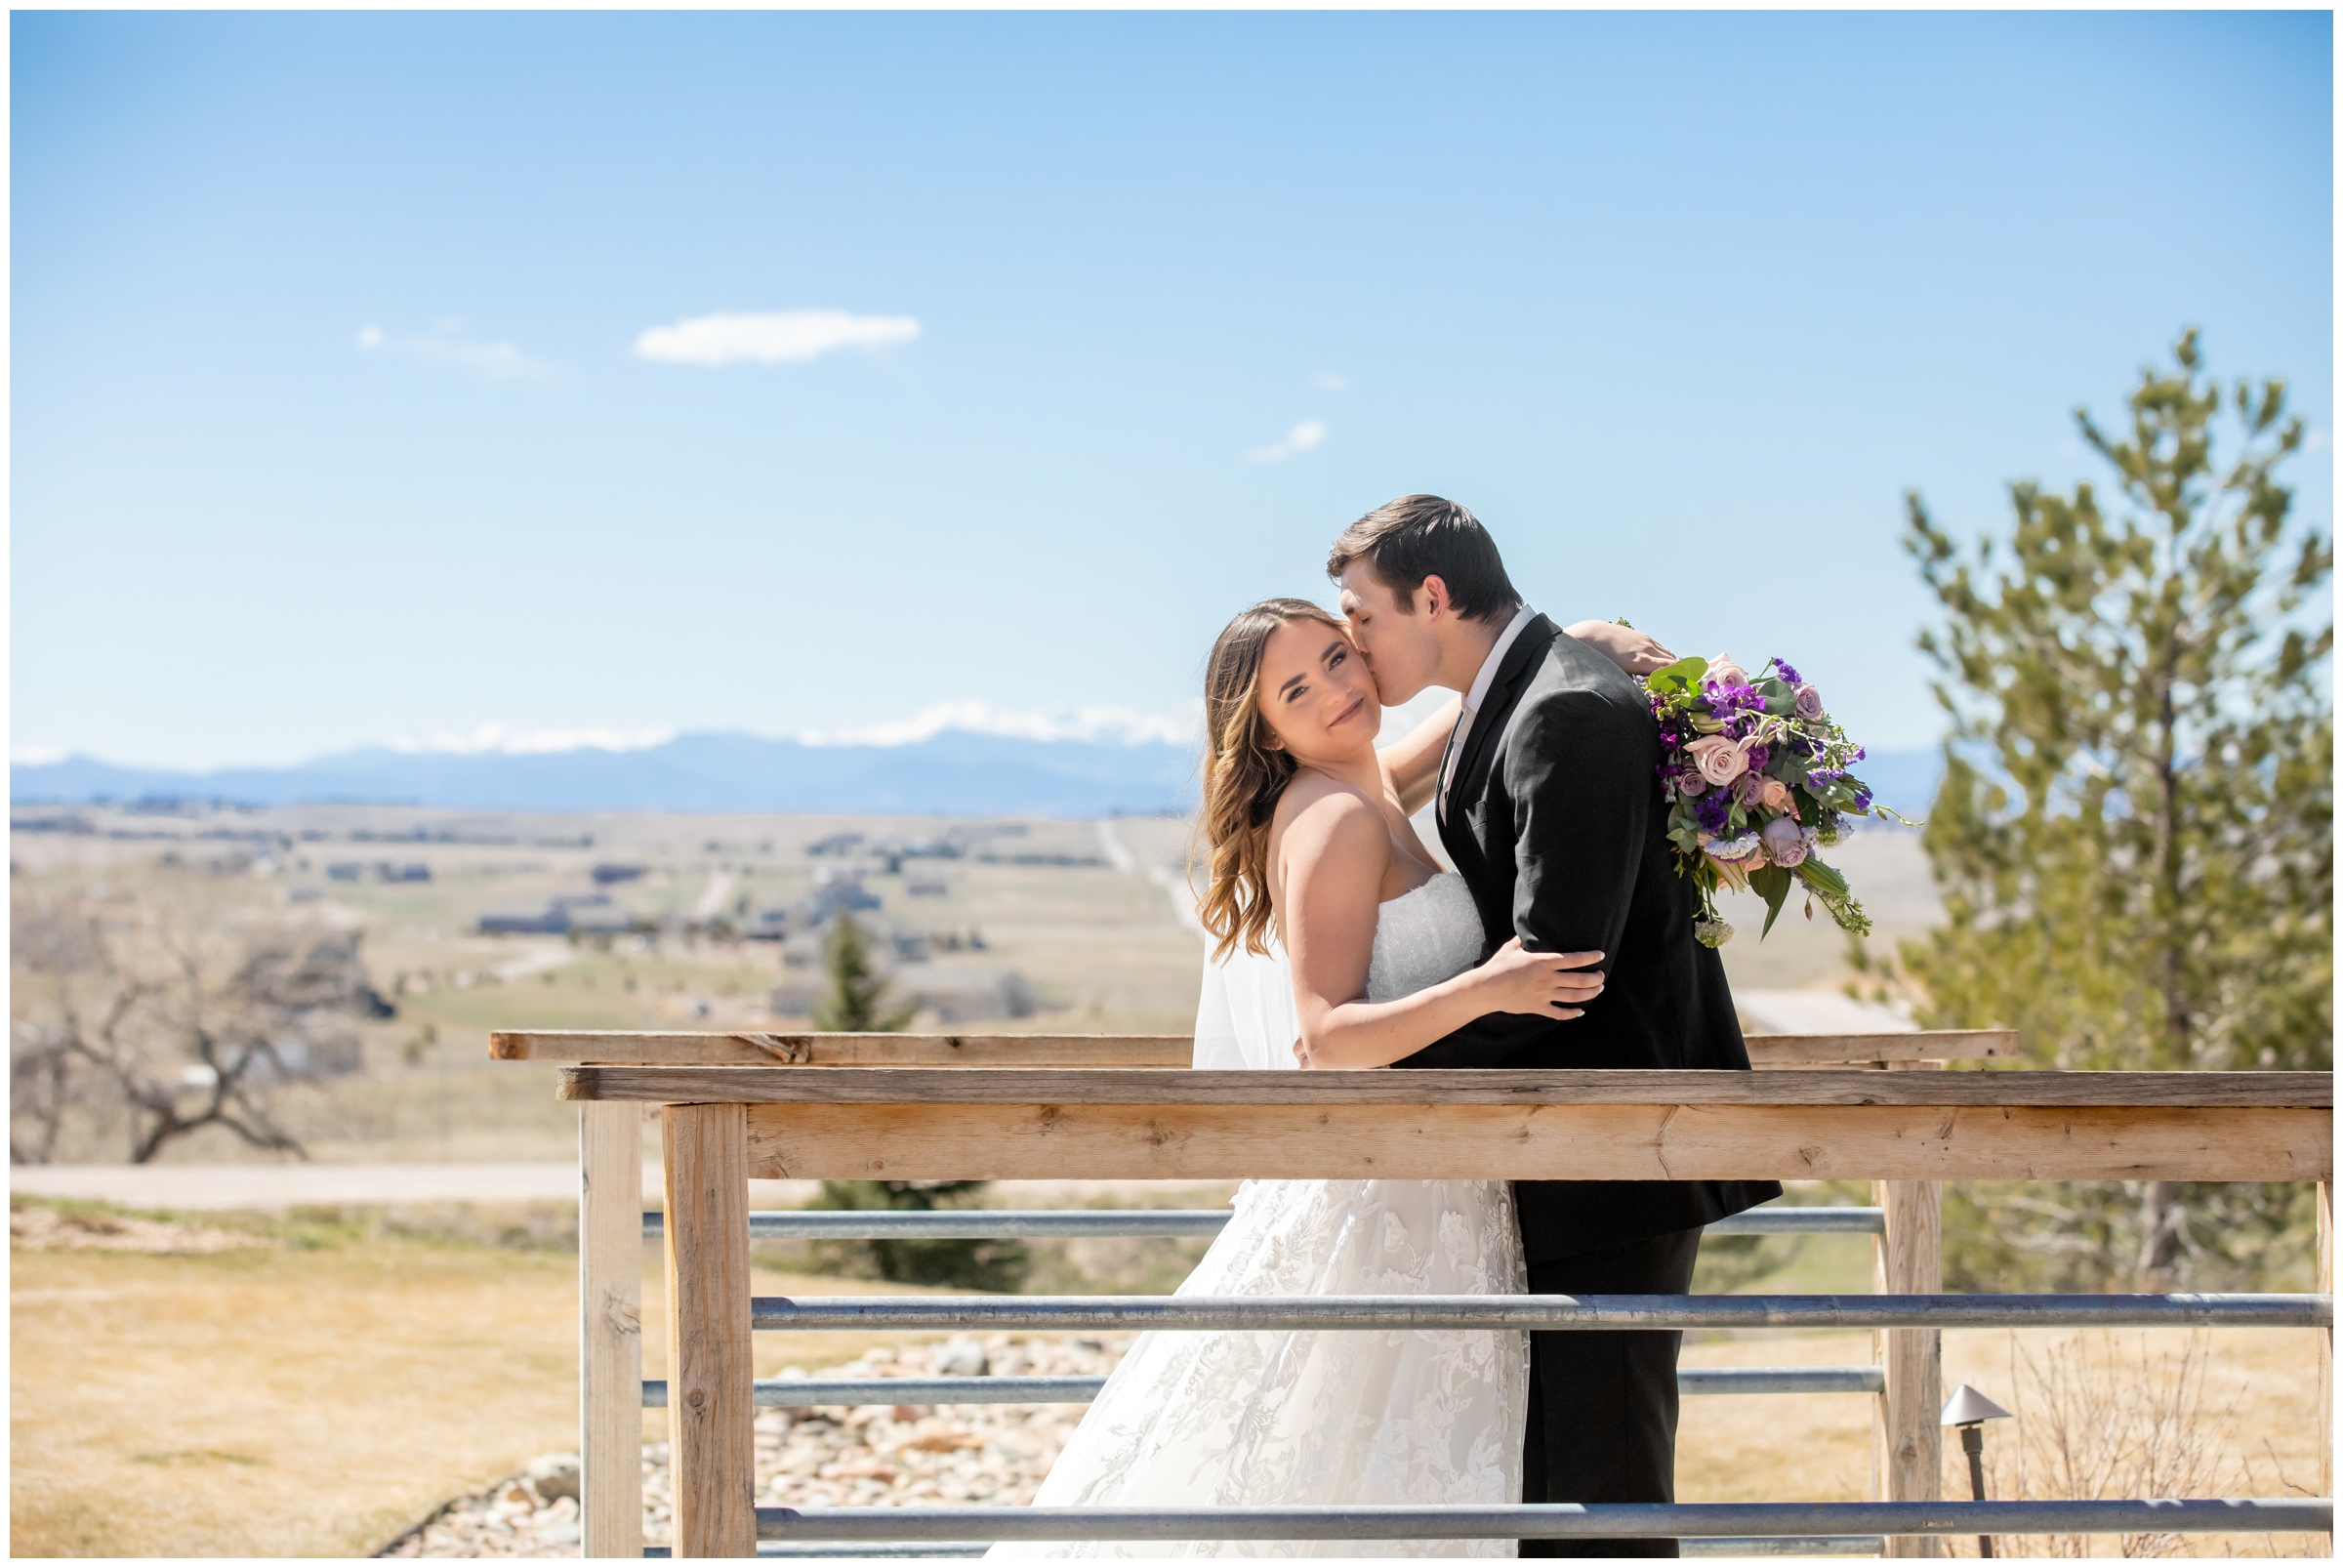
[1761,816,1808,867]
[1793,682,1825,721]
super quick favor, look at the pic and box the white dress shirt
[1437,603,1538,821]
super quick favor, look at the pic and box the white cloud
[1248,419,1329,463]
[633,309,921,366]
[798,700,1200,749]
[12,745,68,766]
[356,321,550,381]
[1311,372,1349,392]
[387,723,676,757]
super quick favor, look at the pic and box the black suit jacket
[1395,615,1780,1262]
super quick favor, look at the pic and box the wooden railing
[495,1030,2332,1560]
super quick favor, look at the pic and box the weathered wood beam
[662,1104,757,1558]
[732,1101,2330,1183]
[1748,1030,2016,1064]
[495,1031,1192,1065]
[557,1066,2330,1109]
[578,1102,644,1560]
[494,1029,2019,1066]
[1875,1057,1946,1554]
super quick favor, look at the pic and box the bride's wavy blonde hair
[1194,598,1352,960]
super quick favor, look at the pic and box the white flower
[1694,918,1735,948]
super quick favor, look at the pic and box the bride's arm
[1280,793,1605,1070]
[1379,698,1462,816]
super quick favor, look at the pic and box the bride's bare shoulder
[1270,773,1391,867]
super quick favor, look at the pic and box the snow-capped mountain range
[11,705,1208,816]
[11,703,1941,820]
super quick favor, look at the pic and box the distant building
[591,863,647,885]
[376,862,432,883]
[325,862,365,882]
[900,966,1039,1023]
[479,909,570,935]
[806,832,865,856]
[905,871,950,896]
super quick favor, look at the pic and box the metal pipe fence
[641,1365,1888,1408]
[651,1537,1893,1555]
[641,1205,1890,1241]
[749,1291,2330,1334]
[650,1537,1894,1559]
[750,1499,2335,1543]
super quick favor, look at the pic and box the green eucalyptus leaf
[1647,655,1707,695]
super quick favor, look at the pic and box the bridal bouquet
[1644,653,1893,947]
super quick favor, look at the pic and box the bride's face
[1254,619,1381,766]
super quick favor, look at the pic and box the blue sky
[13,10,2332,769]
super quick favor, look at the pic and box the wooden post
[1873,1058,1944,1559]
[2319,1179,2332,1550]
[580,1102,644,1559]
[662,1102,757,1558]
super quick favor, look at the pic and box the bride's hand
[1566,619,1676,677]
[1471,937,1605,1017]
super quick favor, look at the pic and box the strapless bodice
[1366,872,1487,1003]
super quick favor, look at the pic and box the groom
[1330,494,1780,1558]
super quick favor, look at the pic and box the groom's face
[1336,565,1442,708]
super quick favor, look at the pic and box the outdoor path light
[1942,1382,2016,1558]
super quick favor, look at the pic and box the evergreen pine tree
[803,909,1026,1289]
[1888,330,2331,1289]
[808,912,917,1032]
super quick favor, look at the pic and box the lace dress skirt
[992,874,1529,1558]
[987,1176,1529,1558]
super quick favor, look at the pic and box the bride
[993,598,1665,1558]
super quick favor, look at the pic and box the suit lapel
[1450,615,1557,812]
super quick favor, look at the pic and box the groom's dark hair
[1326,494,1523,621]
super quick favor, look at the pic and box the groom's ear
[1416,574,1452,623]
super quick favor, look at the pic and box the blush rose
[1686,736,1748,787]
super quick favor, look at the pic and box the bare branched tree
[11,889,390,1166]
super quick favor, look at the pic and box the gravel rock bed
[391,1335,1130,1557]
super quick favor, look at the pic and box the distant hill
[12,733,1943,821]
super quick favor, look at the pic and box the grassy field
[6,1203,967,1557]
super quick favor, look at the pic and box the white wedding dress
[991,872,1529,1558]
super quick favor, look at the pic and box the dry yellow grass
[11,1237,579,1556]
[7,1230,956,1557]
[1677,1327,2327,1556]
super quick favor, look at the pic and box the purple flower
[1793,683,1825,721]
[1745,744,1770,771]
[1693,791,1733,833]
[1704,681,1762,721]
[1773,658,1802,684]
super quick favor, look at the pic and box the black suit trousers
[1518,1226,1703,1558]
